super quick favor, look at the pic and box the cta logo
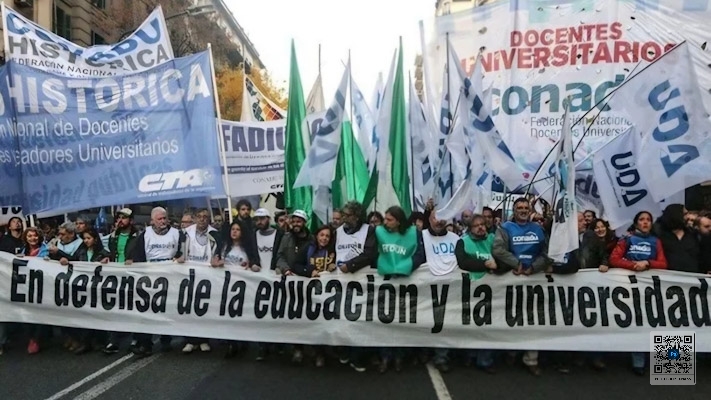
[138,169,213,193]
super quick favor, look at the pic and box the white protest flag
[371,72,385,115]
[351,76,379,173]
[293,61,350,190]
[242,75,286,122]
[548,107,579,262]
[2,4,173,77]
[443,39,473,182]
[408,76,435,212]
[607,42,711,202]
[592,126,662,230]
[305,74,325,114]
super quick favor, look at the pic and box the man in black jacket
[0,217,23,254]
[276,210,312,276]
[254,208,283,271]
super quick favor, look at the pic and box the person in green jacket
[455,214,499,374]
[374,206,425,373]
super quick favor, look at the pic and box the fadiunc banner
[220,119,285,196]
[1,252,710,352]
[0,51,224,214]
[2,5,174,78]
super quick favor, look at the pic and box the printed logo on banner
[650,331,696,385]
[138,168,215,195]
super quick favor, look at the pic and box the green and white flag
[374,39,411,215]
[284,40,312,216]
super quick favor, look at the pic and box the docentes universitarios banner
[2,5,174,77]
[219,112,327,197]
[0,51,225,214]
[425,0,711,167]
[2,253,710,352]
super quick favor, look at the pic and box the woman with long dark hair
[610,210,667,376]
[212,220,260,358]
[374,206,425,373]
[59,228,111,355]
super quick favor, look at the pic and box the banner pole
[207,43,233,217]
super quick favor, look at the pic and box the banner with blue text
[1,253,710,352]
[2,5,174,77]
[0,52,224,214]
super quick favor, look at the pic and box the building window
[55,7,71,40]
[92,0,106,9]
[92,31,106,45]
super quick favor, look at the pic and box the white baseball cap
[254,208,271,218]
[291,210,308,222]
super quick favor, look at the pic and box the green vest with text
[375,225,418,276]
[462,233,495,260]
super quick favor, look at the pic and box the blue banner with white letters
[0,51,224,214]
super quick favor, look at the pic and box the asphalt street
[0,336,709,400]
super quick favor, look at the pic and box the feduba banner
[0,52,224,214]
[2,253,710,352]
[2,5,174,77]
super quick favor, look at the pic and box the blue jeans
[632,352,646,368]
[477,350,494,368]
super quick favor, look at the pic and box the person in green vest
[375,206,424,373]
[455,213,499,374]
[375,206,424,278]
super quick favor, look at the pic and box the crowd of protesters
[0,197,709,377]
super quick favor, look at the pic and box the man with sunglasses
[103,208,140,354]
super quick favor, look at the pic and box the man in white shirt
[254,208,283,271]
[130,207,185,358]
[423,210,460,372]
[182,208,218,354]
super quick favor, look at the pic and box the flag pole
[348,49,356,201]
[208,43,234,216]
[318,44,322,77]
[408,73,417,211]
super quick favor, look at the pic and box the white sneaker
[182,343,195,353]
[200,343,211,352]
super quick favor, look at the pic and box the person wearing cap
[274,209,313,364]
[101,208,141,355]
[107,208,139,265]
[254,208,283,272]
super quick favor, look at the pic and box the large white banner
[2,5,174,77]
[2,253,710,352]
[425,0,711,167]
[220,113,326,197]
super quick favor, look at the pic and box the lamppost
[118,4,216,41]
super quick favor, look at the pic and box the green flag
[385,38,411,214]
[332,120,369,209]
[283,40,312,216]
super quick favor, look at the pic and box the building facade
[0,0,263,69]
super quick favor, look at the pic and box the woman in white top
[211,221,260,358]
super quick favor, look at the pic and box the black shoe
[160,342,172,353]
[255,347,266,361]
[478,365,497,375]
[556,364,570,374]
[132,346,152,359]
[394,358,403,373]
[378,359,389,374]
[633,367,645,376]
[435,361,450,373]
[103,343,119,355]
[73,344,91,355]
[225,344,237,359]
